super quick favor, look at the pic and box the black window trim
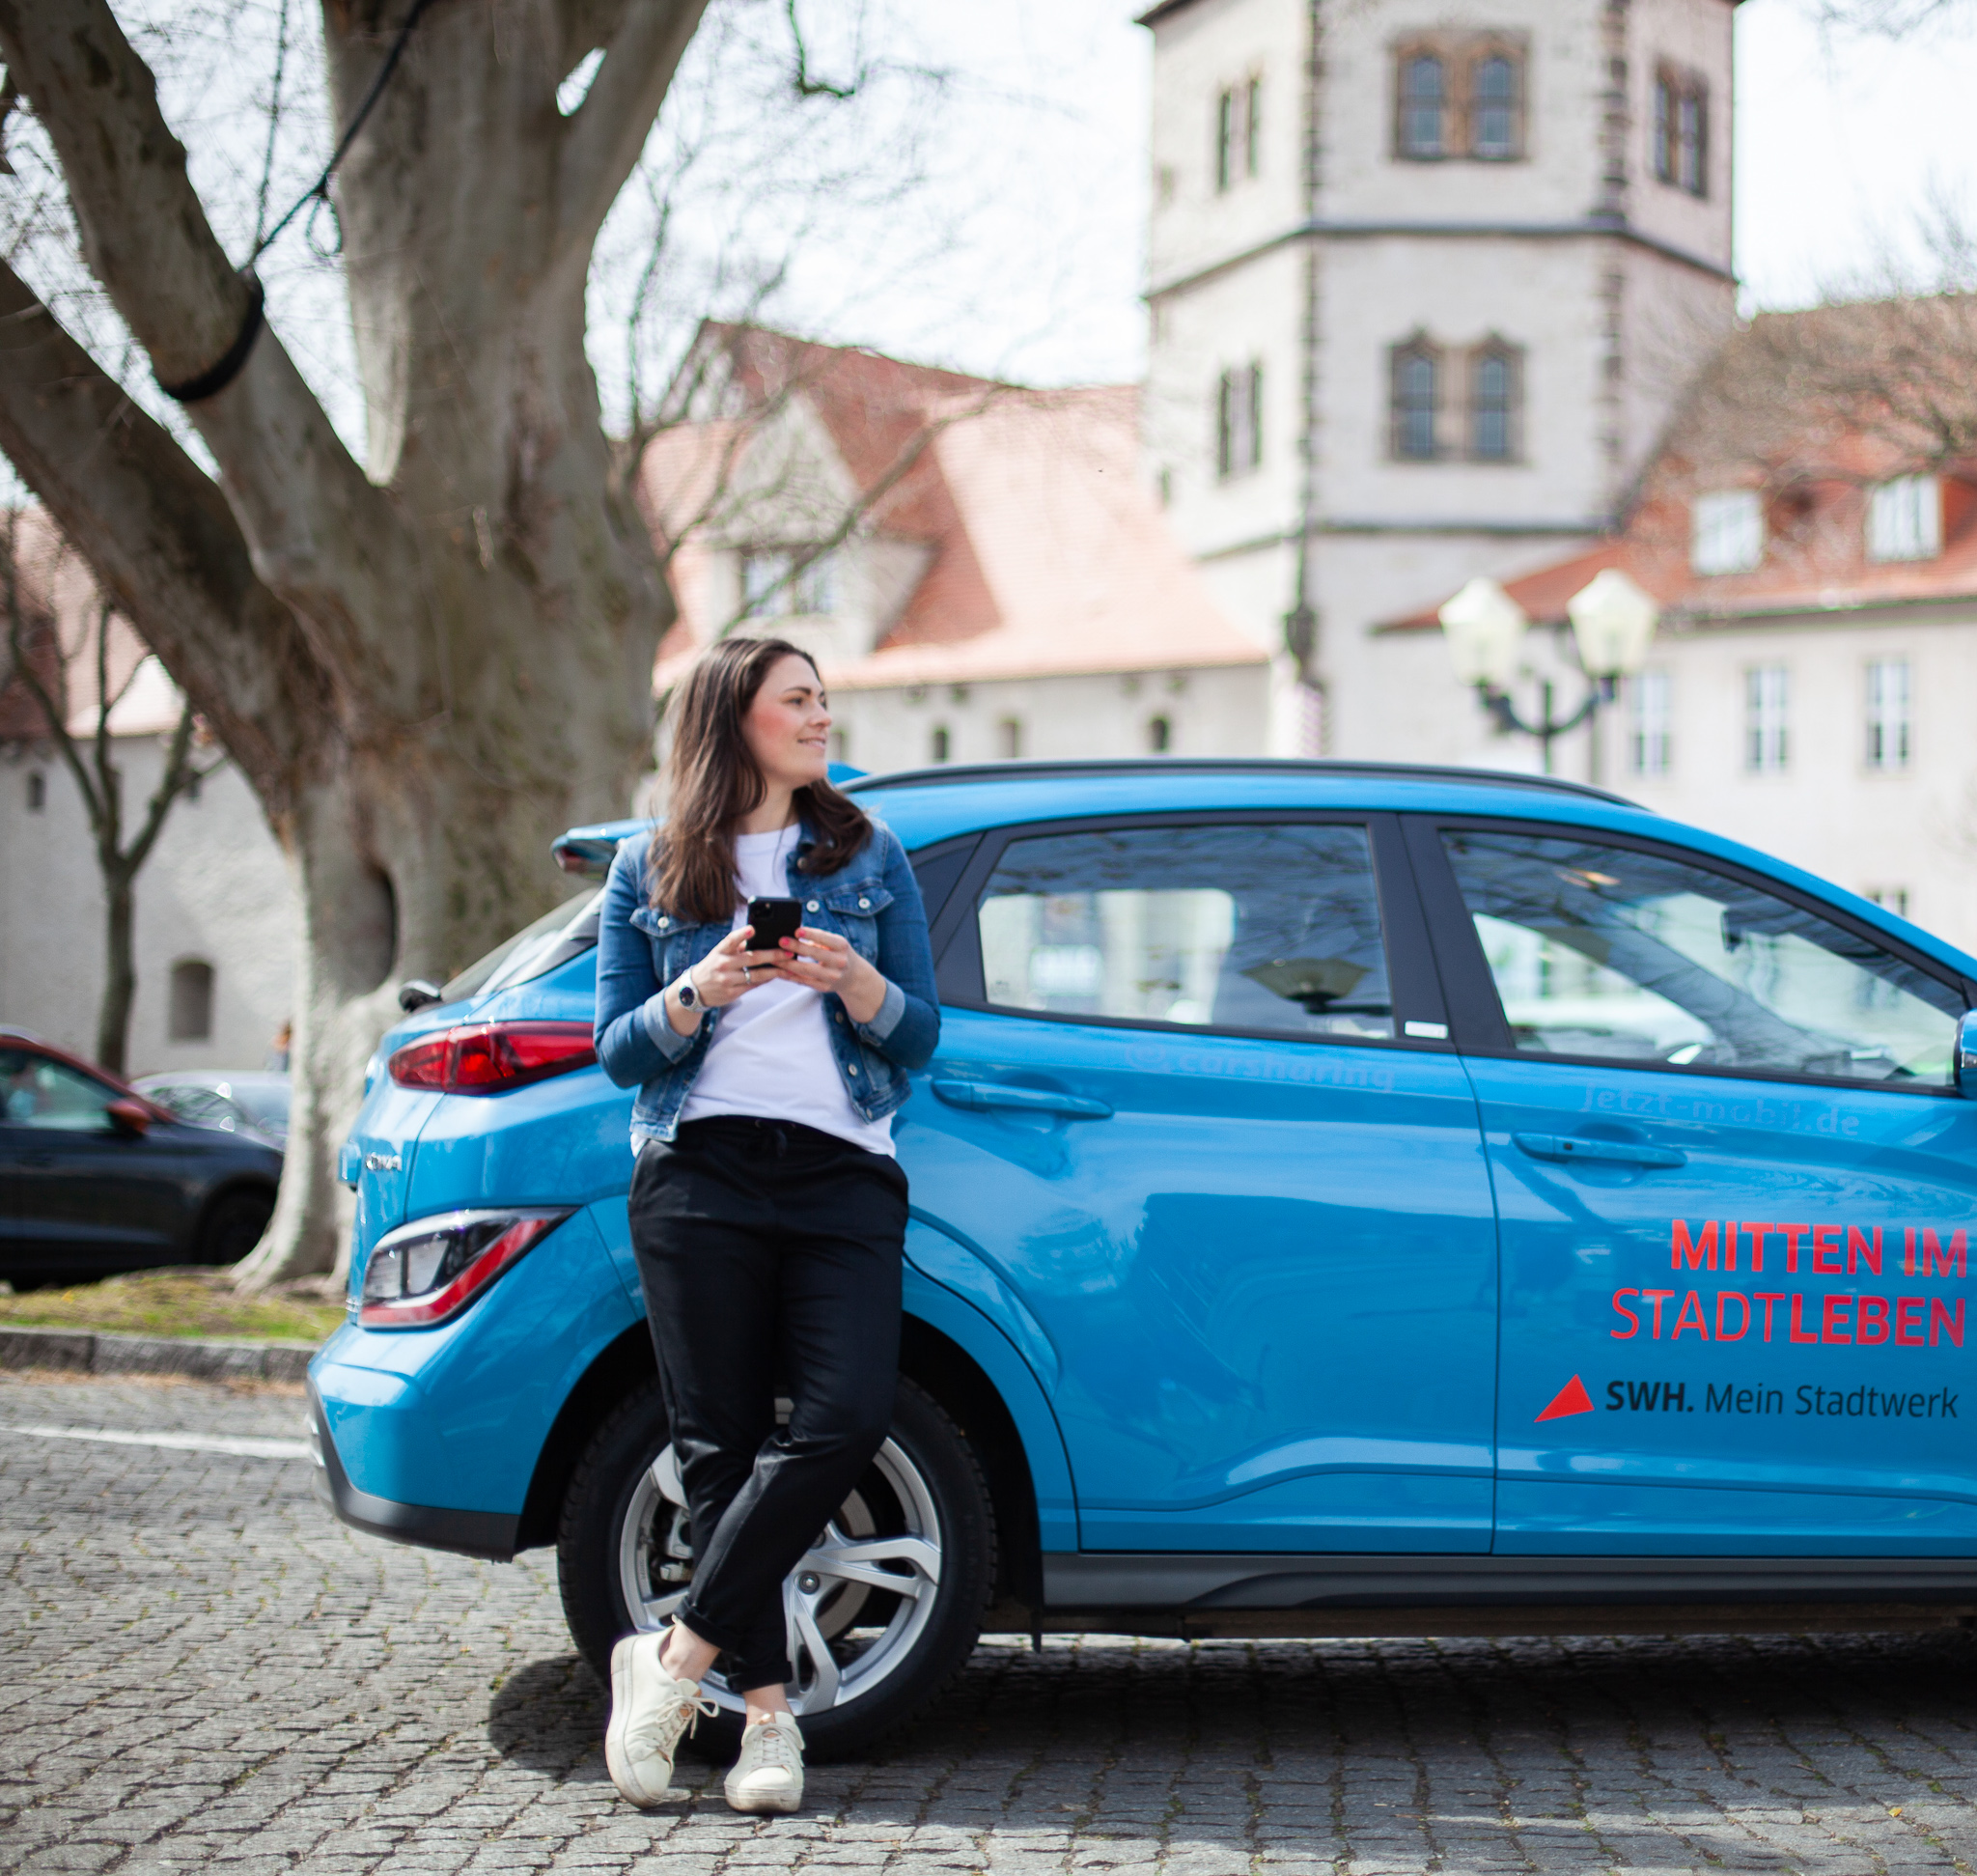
[930,808,1454,1052]
[1406,813,1975,1100]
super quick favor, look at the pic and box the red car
[0,1026,282,1289]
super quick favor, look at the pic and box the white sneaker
[604,1631,716,1808]
[724,1716,806,1814]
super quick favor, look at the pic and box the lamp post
[1438,569,1660,775]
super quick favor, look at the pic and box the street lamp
[1438,568,1660,773]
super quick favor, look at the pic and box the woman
[591,636,939,1814]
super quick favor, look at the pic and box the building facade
[1393,304,1977,950]
[1140,0,1738,757]
[646,329,1268,775]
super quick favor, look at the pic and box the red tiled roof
[643,327,1263,687]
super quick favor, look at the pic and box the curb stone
[0,1322,320,1384]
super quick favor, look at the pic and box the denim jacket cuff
[857,976,906,1045]
[641,990,698,1062]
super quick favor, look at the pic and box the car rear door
[911,812,1500,1554]
[1408,817,1977,1554]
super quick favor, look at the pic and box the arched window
[169,960,214,1043]
[25,770,45,811]
[1470,54,1520,159]
[1390,342,1440,460]
[1398,55,1445,159]
[1147,715,1173,754]
[1468,343,1521,461]
[930,724,951,764]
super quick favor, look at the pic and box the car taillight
[387,1022,597,1095]
[358,1209,571,1329]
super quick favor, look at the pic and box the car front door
[912,813,1500,1554]
[1409,819,1977,1554]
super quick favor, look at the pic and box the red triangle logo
[1535,1374,1595,1422]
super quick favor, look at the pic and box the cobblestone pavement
[5,1373,1977,1876]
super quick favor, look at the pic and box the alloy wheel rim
[616,1436,944,1718]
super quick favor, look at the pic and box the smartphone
[746,896,804,950]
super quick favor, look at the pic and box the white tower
[1140,0,1736,761]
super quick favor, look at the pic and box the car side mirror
[104,1097,153,1136]
[399,979,444,1013]
[1958,1011,1977,1099]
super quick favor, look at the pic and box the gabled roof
[642,326,1264,686]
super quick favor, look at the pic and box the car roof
[133,1069,289,1090]
[0,1028,178,1117]
[550,758,1977,984]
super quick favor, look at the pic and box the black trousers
[628,1115,907,1692]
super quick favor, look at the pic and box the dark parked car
[0,1027,283,1289]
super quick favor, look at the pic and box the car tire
[199,1187,275,1264]
[556,1372,995,1762]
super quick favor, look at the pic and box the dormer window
[1867,475,1941,563]
[1691,490,1762,574]
[741,547,838,617]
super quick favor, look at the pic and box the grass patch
[0,1267,343,1343]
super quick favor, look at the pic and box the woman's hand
[666,927,784,1035]
[774,927,888,1024]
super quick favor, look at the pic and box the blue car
[311,759,1977,1756]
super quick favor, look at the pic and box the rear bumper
[308,1383,518,1561]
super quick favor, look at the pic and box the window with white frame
[1867,886,1911,919]
[1865,658,1911,770]
[740,548,838,618]
[1745,666,1789,773]
[1867,476,1941,563]
[1629,670,1672,777]
[1691,490,1763,574]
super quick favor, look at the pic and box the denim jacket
[593,818,940,1144]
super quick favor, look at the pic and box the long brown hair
[650,636,873,923]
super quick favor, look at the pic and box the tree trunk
[0,0,706,1286]
[97,866,136,1078]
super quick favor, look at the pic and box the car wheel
[199,1188,274,1263]
[556,1373,995,1761]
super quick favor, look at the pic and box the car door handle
[932,1079,1114,1119]
[1514,1132,1686,1170]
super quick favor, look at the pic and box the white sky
[20,0,1977,452]
[826,0,1977,387]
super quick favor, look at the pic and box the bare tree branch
[0,0,410,622]
[557,0,710,259]
[0,252,322,818]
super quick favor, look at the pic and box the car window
[0,1049,119,1130]
[976,823,1395,1039]
[442,888,602,1003]
[155,1086,239,1131]
[1440,828,1963,1086]
[223,1082,290,1133]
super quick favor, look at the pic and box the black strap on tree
[157,0,438,405]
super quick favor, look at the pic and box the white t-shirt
[675,824,896,1156]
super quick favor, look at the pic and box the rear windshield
[442,890,603,1004]
[449,840,956,1007]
